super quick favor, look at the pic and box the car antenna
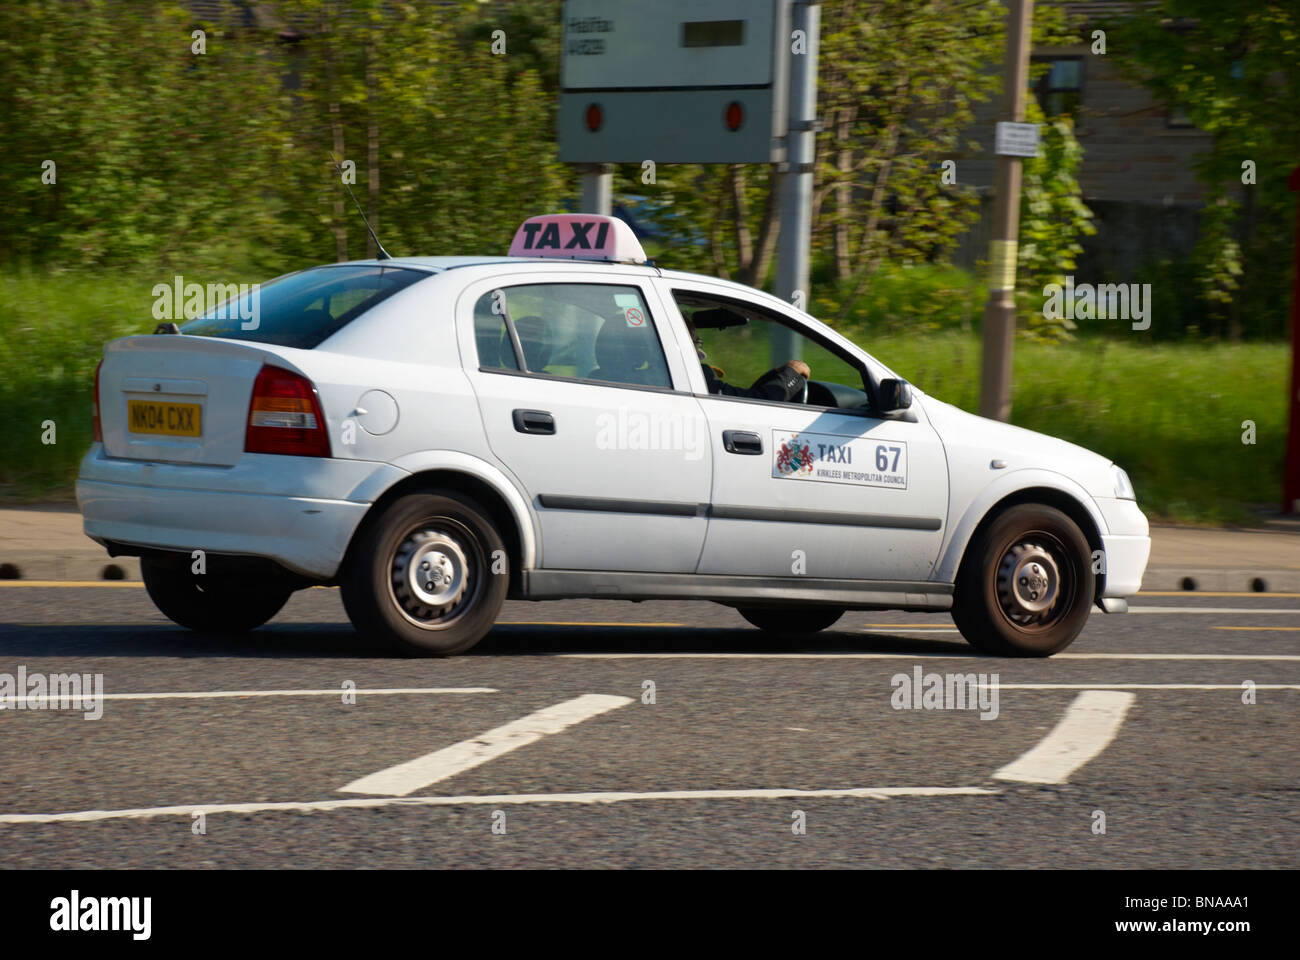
[329,154,392,261]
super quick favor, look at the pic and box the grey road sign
[558,0,789,164]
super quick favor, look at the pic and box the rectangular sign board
[994,121,1041,158]
[559,0,788,164]
[772,431,909,490]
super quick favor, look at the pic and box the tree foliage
[0,0,565,274]
[1108,0,1299,339]
[1018,102,1095,338]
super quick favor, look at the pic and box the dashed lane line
[338,693,633,797]
[993,690,1135,784]
[0,688,1196,826]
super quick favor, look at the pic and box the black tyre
[738,606,845,636]
[952,504,1094,657]
[141,557,292,632]
[340,491,507,656]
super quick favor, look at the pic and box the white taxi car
[77,214,1150,657]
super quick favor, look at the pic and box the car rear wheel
[951,503,1094,657]
[340,491,508,657]
[141,557,292,632]
[738,606,845,636]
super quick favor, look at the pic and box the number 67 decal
[875,445,902,471]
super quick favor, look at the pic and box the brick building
[955,1,1213,280]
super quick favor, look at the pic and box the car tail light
[245,365,331,457]
[91,359,103,443]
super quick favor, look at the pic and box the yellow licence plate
[127,400,202,437]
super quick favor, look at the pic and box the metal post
[978,0,1034,422]
[1283,165,1300,514]
[578,162,613,216]
[773,0,820,367]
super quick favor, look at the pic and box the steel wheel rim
[995,531,1076,631]
[388,519,483,630]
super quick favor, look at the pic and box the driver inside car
[684,316,811,403]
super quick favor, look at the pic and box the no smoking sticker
[625,307,645,327]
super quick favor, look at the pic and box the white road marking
[982,684,1300,691]
[1126,606,1300,614]
[1053,653,1300,661]
[856,624,961,631]
[993,691,1135,784]
[557,652,1300,661]
[338,693,633,797]
[1138,591,1300,598]
[0,786,998,825]
[498,621,687,627]
[0,688,495,706]
[867,629,963,634]
[1213,626,1300,631]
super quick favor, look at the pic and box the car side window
[473,283,672,390]
[675,292,870,408]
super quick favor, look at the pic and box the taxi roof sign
[508,214,647,264]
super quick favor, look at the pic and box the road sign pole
[578,162,613,216]
[773,0,819,368]
[1284,165,1300,514]
[978,0,1034,422]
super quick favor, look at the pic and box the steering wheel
[749,365,809,404]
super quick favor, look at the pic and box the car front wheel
[141,557,292,632]
[341,491,508,657]
[951,503,1095,657]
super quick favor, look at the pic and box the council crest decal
[776,435,815,476]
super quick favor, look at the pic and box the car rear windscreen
[181,265,428,349]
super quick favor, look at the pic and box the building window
[1031,57,1082,119]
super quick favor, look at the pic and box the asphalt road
[0,584,1295,869]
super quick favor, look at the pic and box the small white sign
[772,431,908,490]
[994,121,1040,158]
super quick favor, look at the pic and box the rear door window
[473,283,672,390]
[181,265,428,349]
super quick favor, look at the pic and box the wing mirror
[877,378,913,412]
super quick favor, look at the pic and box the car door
[457,272,712,573]
[657,279,949,583]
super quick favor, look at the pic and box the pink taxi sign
[508,214,647,264]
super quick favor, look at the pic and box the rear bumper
[76,446,386,579]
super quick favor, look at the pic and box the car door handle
[722,430,763,455]
[512,409,555,435]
